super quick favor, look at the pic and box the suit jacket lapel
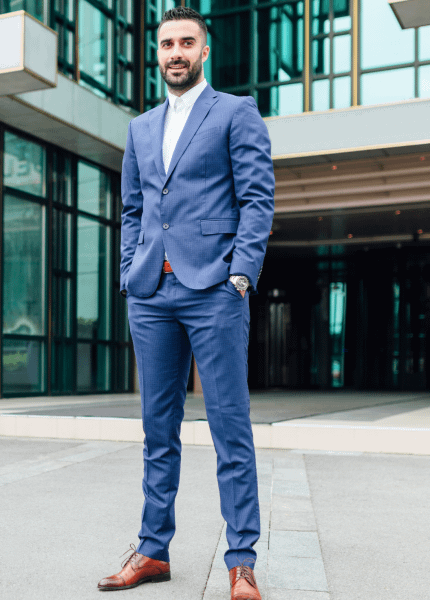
[165,85,219,182]
[149,98,169,182]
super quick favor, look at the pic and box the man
[98,7,274,600]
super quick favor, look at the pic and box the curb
[1,414,430,454]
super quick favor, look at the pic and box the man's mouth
[168,64,187,71]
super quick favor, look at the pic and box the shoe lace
[236,559,257,588]
[120,544,138,571]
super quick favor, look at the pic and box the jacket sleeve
[228,96,275,290]
[120,120,143,291]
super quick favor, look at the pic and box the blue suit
[121,84,274,570]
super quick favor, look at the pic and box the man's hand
[239,290,246,298]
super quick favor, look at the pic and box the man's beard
[159,55,203,91]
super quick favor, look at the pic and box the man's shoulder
[131,102,166,126]
[214,90,256,109]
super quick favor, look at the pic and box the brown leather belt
[163,260,173,273]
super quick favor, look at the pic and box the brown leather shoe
[229,565,262,600]
[98,545,170,591]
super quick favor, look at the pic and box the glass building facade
[0,126,132,396]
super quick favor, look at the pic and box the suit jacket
[120,84,275,298]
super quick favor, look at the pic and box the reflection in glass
[209,13,250,88]
[313,38,330,75]
[257,3,304,84]
[361,0,414,69]
[77,217,111,341]
[333,76,351,108]
[52,153,72,206]
[312,0,349,34]
[51,341,74,393]
[330,282,347,388]
[79,0,113,88]
[333,35,350,74]
[3,339,45,394]
[77,343,111,391]
[313,79,330,111]
[269,83,304,116]
[3,196,45,336]
[419,65,430,99]
[419,26,430,62]
[361,68,415,106]
[4,132,46,197]
[78,162,111,218]
[0,0,43,21]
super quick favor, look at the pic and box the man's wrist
[229,274,250,292]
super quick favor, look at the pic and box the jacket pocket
[200,219,239,235]
[190,126,221,143]
[137,230,144,244]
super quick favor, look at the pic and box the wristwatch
[229,275,250,292]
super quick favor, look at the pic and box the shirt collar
[168,79,207,112]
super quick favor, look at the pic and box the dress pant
[127,271,260,570]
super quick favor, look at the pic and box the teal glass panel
[51,341,74,393]
[77,216,111,341]
[312,37,330,75]
[361,0,414,69]
[53,209,72,272]
[79,0,113,88]
[209,13,250,88]
[4,132,46,198]
[333,34,350,74]
[258,3,304,83]
[0,0,43,21]
[118,0,134,22]
[52,276,72,338]
[313,79,329,111]
[312,0,349,34]
[3,339,45,394]
[77,343,111,391]
[114,346,130,391]
[419,26,430,62]
[333,15,351,32]
[361,68,415,106]
[278,82,304,115]
[419,65,430,99]
[333,75,351,108]
[191,0,248,11]
[3,196,45,336]
[52,153,72,206]
[78,161,111,218]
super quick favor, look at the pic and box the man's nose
[169,43,183,60]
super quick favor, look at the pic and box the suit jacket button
[162,188,169,195]
[163,223,169,230]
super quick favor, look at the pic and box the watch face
[236,277,249,291]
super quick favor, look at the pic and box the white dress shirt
[162,78,207,173]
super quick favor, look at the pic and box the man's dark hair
[158,7,208,44]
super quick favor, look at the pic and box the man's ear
[202,45,210,63]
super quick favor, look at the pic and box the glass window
[3,339,46,395]
[209,13,251,88]
[76,342,111,391]
[3,196,46,336]
[52,153,73,206]
[333,34,351,74]
[313,79,330,111]
[77,216,111,341]
[51,341,74,393]
[79,0,113,89]
[78,162,111,218]
[278,82,304,115]
[53,209,72,272]
[257,3,304,84]
[313,38,330,76]
[361,68,415,106]
[419,26,430,62]
[420,65,430,99]
[333,75,351,109]
[4,132,46,198]
[361,0,414,70]
[0,0,43,21]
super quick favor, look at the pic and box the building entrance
[248,244,430,391]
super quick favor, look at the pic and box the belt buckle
[163,260,173,274]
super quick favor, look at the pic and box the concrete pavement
[1,436,430,599]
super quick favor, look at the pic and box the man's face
[157,20,210,92]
